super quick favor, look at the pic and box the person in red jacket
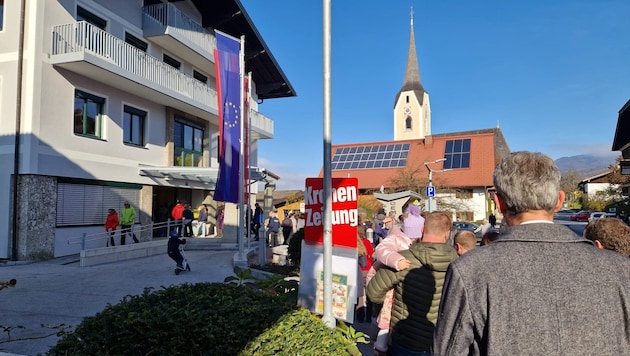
[171,201,185,236]
[105,209,119,247]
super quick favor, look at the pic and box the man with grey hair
[434,151,630,355]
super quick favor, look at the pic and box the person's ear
[554,191,566,212]
[493,193,507,214]
[594,240,605,250]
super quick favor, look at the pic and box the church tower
[394,8,431,141]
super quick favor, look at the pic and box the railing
[51,21,217,107]
[66,221,177,249]
[142,3,216,54]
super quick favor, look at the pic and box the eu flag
[213,32,241,203]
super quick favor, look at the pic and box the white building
[0,0,295,260]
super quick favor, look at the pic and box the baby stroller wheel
[175,267,182,275]
[186,264,191,272]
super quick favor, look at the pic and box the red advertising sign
[304,178,358,248]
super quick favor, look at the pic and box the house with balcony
[0,0,295,260]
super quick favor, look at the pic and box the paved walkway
[0,247,235,356]
[0,241,374,355]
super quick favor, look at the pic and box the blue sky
[240,0,630,190]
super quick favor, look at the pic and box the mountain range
[554,153,620,178]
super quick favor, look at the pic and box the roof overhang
[374,190,424,202]
[612,99,630,152]
[190,0,297,100]
[138,165,279,186]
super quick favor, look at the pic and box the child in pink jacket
[366,224,413,355]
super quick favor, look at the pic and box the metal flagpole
[247,72,253,242]
[322,0,334,329]
[237,35,245,260]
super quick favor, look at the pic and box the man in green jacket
[367,211,457,355]
[120,201,139,245]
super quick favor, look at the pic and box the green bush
[48,283,297,355]
[48,282,364,355]
[242,308,361,355]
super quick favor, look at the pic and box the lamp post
[424,158,447,212]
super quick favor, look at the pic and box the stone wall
[15,175,57,260]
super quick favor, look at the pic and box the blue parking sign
[425,186,435,197]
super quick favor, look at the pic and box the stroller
[168,230,191,275]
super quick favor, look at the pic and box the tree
[560,170,581,203]
[386,165,428,193]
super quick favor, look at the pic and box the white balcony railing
[51,21,217,108]
[142,3,216,54]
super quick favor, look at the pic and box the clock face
[404,107,411,115]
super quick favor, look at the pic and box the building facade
[0,0,294,260]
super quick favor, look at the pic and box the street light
[424,158,448,212]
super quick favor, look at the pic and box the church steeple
[396,7,425,106]
[393,7,431,141]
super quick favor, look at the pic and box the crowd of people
[357,151,630,356]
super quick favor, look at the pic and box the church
[326,11,511,222]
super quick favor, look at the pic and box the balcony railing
[142,3,216,55]
[51,21,217,109]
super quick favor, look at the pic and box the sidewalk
[0,248,235,356]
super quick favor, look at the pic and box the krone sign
[304,178,358,248]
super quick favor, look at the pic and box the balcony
[142,3,216,71]
[50,21,218,121]
[250,110,273,139]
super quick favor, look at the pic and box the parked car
[452,221,482,239]
[587,212,616,223]
[570,211,590,222]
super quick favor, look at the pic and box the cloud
[550,142,619,160]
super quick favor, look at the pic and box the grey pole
[321,0,334,329]
[428,169,434,213]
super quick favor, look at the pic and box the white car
[587,212,616,223]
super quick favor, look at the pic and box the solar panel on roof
[331,143,411,170]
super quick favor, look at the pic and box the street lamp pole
[424,158,447,213]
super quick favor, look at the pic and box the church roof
[321,128,511,190]
[394,10,425,107]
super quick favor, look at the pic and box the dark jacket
[167,236,186,254]
[367,242,457,352]
[434,223,630,355]
[183,208,194,220]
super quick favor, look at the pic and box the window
[74,90,104,138]
[125,32,147,52]
[444,138,471,169]
[77,6,106,29]
[456,189,473,199]
[123,105,146,146]
[56,182,140,226]
[0,0,4,31]
[405,117,412,130]
[174,119,204,166]
[193,70,208,84]
[163,54,181,69]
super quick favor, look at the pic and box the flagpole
[237,34,246,260]
[247,72,253,241]
[321,0,334,329]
